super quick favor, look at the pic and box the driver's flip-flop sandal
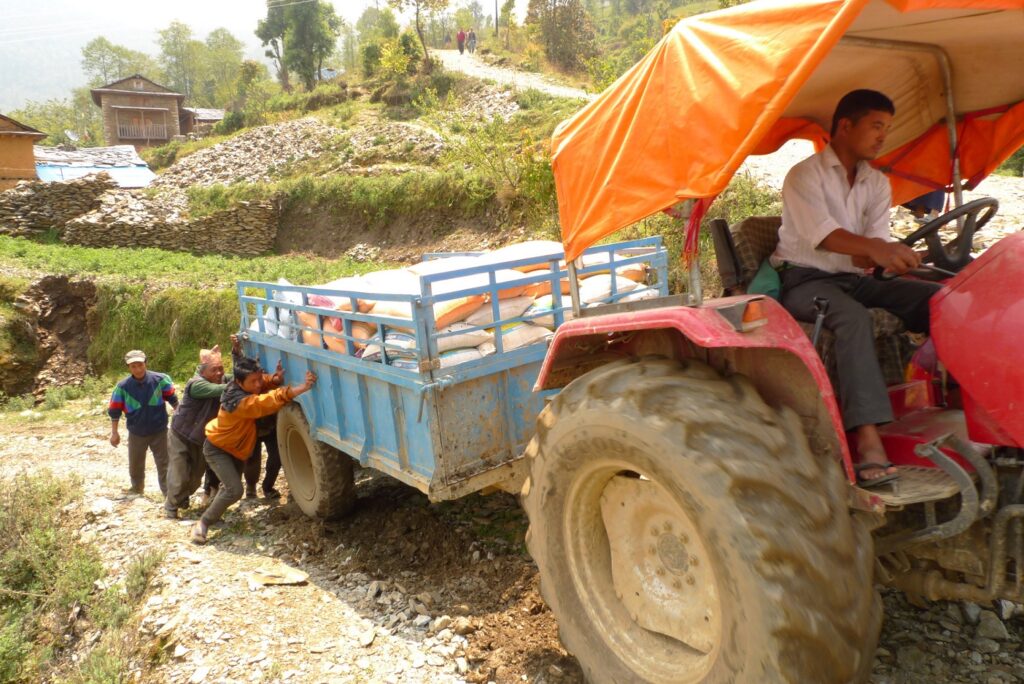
[855,462,900,489]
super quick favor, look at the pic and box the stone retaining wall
[0,173,117,236]
[63,199,279,257]
[0,172,279,257]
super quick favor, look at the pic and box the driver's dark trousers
[780,267,941,430]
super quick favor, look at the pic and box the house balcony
[117,123,168,140]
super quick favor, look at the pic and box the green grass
[87,284,241,381]
[0,235,385,287]
[0,276,37,399]
[187,167,496,225]
[0,472,162,682]
[143,131,242,171]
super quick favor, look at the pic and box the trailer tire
[277,403,355,520]
[522,357,880,684]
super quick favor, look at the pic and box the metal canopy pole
[567,260,583,317]
[839,36,964,209]
[678,200,702,306]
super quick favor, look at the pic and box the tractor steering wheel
[874,196,998,281]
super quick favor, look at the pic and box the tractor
[521,1,1024,682]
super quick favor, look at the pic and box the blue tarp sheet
[35,164,156,188]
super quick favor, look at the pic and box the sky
[0,0,529,111]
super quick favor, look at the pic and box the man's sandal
[854,462,900,489]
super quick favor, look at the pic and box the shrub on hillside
[214,110,246,135]
[0,472,161,681]
[997,147,1024,176]
[362,43,383,77]
[267,83,348,113]
[144,139,184,169]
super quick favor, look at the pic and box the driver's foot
[857,447,897,481]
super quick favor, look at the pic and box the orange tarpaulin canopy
[552,0,1024,261]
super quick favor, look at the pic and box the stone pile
[344,120,445,167]
[459,84,520,121]
[151,118,346,190]
[0,173,117,236]
[63,191,279,257]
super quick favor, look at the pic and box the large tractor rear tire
[277,403,356,521]
[522,357,880,684]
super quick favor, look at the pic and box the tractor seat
[709,216,908,385]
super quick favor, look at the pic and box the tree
[81,37,159,87]
[200,28,245,107]
[257,1,291,91]
[257,0,343,92]
[499,0,516,48]
[454,7,475,31]
[233,59,269,110]
[526,0,598,71]
[157,21,204,98]
[388,0,450,68]
[356,6,400,43]
[426,8,457,48]
[10,88,104,147]
[340,24,359,73]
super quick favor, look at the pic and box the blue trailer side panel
[240,237,668,500]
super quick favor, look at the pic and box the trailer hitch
[874,432,995,554]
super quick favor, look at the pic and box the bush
[0,473,104,681]
[144,139,184,170]
[214,110,246,135]
[265,83,348,114]
[997,146,1024,177]
[87,284,241,381]
[362,43,383,78]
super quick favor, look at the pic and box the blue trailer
[237,237,667,518]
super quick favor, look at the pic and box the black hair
[233,356,262,383]
[831,89,895,136]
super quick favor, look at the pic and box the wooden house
[90,75,185,148]
[0,113,47,190]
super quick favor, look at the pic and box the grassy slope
[0,471,163,681]
[0,236,389,387]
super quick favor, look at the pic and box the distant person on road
[108,350,178,496]
[467,29,477,54]
[191,356,315,544]
[163,345,227,519]
[457,28,466,55]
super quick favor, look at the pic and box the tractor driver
[771,89,942,487]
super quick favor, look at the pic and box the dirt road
[432,50,593,101]
[0,413,578,683]
[4,409,1024,683]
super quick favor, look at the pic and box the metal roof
[183,107,225,121]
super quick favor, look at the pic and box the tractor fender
[536,295,855,481]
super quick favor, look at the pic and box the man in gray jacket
[163,345,227,518]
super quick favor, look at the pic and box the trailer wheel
[277,403,355,520]
[522,357,880,684]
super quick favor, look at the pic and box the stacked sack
[250,240,660,370]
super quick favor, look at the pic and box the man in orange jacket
[191,356,315,544]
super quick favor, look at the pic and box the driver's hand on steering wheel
[868,239,921,275]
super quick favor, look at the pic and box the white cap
[124,350,146,364]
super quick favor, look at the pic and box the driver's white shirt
[771,144,893,274]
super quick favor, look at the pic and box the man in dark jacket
[163,346,227,518]
[108,350,178,495]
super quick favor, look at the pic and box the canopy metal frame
[840,35,965,210]
[564,35,968,314]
